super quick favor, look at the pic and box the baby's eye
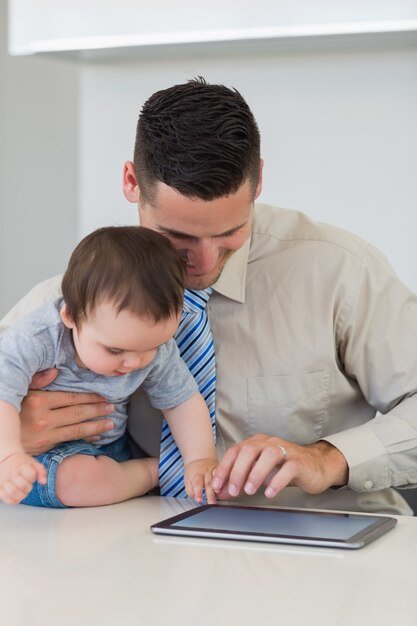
[107,348,123,356]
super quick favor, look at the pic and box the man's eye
[169,233,191,241]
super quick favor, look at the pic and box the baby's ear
[60,303,75,329]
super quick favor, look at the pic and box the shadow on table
[398,488,417,515]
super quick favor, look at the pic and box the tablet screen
[151,504,397,549]
[172,506,372,540]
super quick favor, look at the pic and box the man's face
[135,178,259,290]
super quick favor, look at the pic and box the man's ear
[255,159,264,200]
[123,161,140,203]
[60,304,75,329]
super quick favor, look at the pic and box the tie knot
[183,288,213,313]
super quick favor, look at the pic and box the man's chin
[184,277,214,291]
[182,252,233,291]
[184,271,222,291]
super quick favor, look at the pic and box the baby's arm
[163,392,217,503]
[0,400,47,504]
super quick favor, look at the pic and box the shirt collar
[212,234,250,304]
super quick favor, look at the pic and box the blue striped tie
[159,288,216,497]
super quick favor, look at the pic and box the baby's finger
[0,488,18,505]
[34,462,47,485]
[191,474,204,503]
[204,471,216,504]
[10,473,33,493]
[0,484,14,504]
[184,476,195,500]
[18,462,38,483]
[2,480,28,504]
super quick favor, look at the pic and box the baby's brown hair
[62,226,184,326]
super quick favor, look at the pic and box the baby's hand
[0,452,47,504]
[184,459,218,504]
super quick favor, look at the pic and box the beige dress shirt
[2,204,417,514]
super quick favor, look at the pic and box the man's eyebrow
[156,222,248,238]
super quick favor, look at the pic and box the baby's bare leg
[55,455,158,507]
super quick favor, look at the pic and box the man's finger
[23,390,110,412]
[226,443,262,497]
[212,446,239,492]
[26,418,114,453]
[55,417,114,444]
[264,461,297,498]
[48,400,114,427]
[244,446,286,495]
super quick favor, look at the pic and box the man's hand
[20,368,115,455]
[212,434,348,500]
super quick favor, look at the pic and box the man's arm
[1,278,115,454]
[213,246,417,501]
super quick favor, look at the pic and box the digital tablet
[151,504,397,549]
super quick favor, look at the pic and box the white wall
[8,0,417,54]
[79,38,417,293]
[2,3,417,319]
[0,0,79,317]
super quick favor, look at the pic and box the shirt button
[364,479,374,490]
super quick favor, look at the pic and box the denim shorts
[22,435,132,509]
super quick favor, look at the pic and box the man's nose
[189,240,219,272]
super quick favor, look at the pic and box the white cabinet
[8,0,417,57]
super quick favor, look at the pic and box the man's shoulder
[252,203,377,260]
[0,298,66,373]
[1,297,64,341]
[0,275,63,335]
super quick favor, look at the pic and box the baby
[0,226,217,507]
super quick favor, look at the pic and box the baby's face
[62,302,180,376]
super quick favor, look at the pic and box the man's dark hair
[62,226,184,326]
[134,77,261,203]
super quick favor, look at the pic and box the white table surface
[0,496,416,626]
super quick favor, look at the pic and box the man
[2,78,417,514]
